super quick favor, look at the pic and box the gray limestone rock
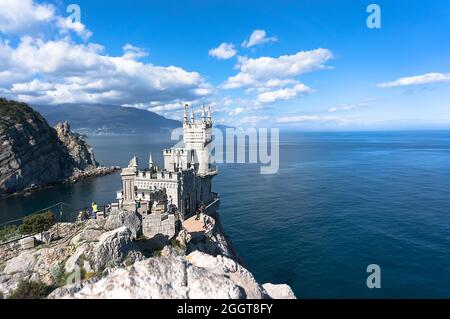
[104,210,142,240]
[70,229,103,246]
[93,226,143,271]
[187,250,267,299]
[262,283,297,299]
[65,243,94,273]
[0,99,107,195]
[47,251,294,299]
[4,250,36,274]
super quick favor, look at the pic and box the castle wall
[142,212,176,239]
[118,104,218,223]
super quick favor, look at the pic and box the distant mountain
[32,104,182,136]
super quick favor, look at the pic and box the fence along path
[0,201,109,246]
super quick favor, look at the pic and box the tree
[19,211,55,235]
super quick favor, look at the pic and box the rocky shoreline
[0,166,120,200]
[0,209,296,299]
[1,99,113,197]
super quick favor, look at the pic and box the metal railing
[0,201,111,246]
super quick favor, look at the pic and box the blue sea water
[2,131,450,298]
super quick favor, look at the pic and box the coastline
[0,166,120,200]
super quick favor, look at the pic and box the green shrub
[0,225,19,242]
[19,211,55,235]
[8,280,51,299]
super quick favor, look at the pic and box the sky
[0,0,449,130]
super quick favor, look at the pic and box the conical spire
[201,104,206,123]
[148,152,153,164]
[149,152,154,169]
[190,105,195,124]
[183,104,188,125]
[207,105,212,122]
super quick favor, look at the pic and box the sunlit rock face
[0,98,105,195]
[48,251,291,299]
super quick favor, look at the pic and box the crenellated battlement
[118,103,219,221]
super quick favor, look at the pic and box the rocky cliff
[0,211,296,299]
[0,98,115,196]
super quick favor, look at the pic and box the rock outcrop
[262,283,297,299]
[104,211,142,240]
[0,207,296,299]
[49,251,266,299]
[53,121,98,170]
[0,98,117,196]
[93,227,144,271]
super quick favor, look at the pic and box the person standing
[168,195,173,213]
[91,202,98,219]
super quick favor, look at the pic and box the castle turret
[207,105,212,125]
[183,104,214,176]
[201,105,206,123]
[149,152,155,171]
[121,155,138,209]
[190,106,195,124]
[183,104,188,126]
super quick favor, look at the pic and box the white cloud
[0,0,92,41]
[328,102,368,112]
[208,43,237,60]
[222,97,233,106]
[228,107,244,116]
[241,29,277,48]
[239,115,270,125]
[276,115,359,126]
[11,78,53,93]
[222,48,333,89]
[257,83,312,104]
[0,37,213,105]
[276,115,320,123]
[56,17,92,41]
[122,44,149,59]
[264,78,299,88]
[0,0,54,34]
[377,73,450,88]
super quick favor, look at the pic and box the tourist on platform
[195,202,204,220]
[167,195,173,213]
[91,202,98,219]
[135,199,141,213]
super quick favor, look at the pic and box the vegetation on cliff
[0,211,55,243]
[0,98,47,130]
[0,98,114,196]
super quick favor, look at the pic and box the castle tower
[183,105,214,176]
[201,105,206,124]
[121,155,138,209]
[149,152,155,171]
[183,104,188,126]
[190,106,195,124]
[207,105,212,125]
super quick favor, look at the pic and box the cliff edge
[0,98,116,196]
[0,211,296,299]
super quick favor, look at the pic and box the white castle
[116,104,219,238]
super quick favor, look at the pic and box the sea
[1,131,450,298]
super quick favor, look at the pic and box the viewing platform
[182,213,215,239]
